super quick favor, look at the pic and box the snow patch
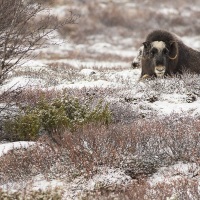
[51,80,122,90]
[62,167,132,199]
[159,7,179,15]
[149,162,200,186]
[151,100,200,116]
[0,141,35,157]
[1,77,46,91]
[79,69,97,76]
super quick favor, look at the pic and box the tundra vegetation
[0,0,200,199]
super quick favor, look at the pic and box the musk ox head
[141,40,178,79]
[143,41,169,77]
[132,46,143,68]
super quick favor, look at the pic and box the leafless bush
[57,0,200,45]
[0,0,77,83]
[15,88,63,106]
[1,114,199,183]
[134,115,200,164]
[181,73,200,96]
[0,143,54,182]
[0,0,79,125]
[33,0,57,6]
[0,187,63,200]
[72,173,200,199]
[138,73,200,98]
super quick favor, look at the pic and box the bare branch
[0,0,78,82]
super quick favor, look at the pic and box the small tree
[0,0,78,130]
[0,0,77,82]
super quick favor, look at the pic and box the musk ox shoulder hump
[146,29,179,43]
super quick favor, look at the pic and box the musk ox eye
[163,48,169,55]
[150,48,157,56]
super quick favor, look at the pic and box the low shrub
[4,112,41,141]
[3,97,112,141]
[0,187,63,200]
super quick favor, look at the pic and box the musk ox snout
[155,65,166,77]
[154,54,167,77]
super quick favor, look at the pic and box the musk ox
[140,29,200,79]
[132,46,143,68]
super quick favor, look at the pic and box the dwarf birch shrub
[0,187,63,200]
[3,97,112,141]
[3,112,41,141]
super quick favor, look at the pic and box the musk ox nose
[156,66,165,72]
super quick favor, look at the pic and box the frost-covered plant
[3,97,112,141]
[0,187,63,200]
[3,112,41,141]
[37,98,111,132]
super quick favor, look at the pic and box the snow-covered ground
[0,141,35,157]
[1,0,200,199]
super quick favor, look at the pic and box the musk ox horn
[142,41,151,49]
[168,41,178,60]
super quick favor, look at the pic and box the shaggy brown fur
[140,29,200,79]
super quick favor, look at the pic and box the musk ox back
[140,29,200,79]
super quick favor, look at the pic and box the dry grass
[38,50,132,62]
[0,114,199,198]
[0,187,63,200]
[1,1,200,198]
[1,72,200,198]
[84,178,199,200]
[1,114,199,180]
[56,0,200,45]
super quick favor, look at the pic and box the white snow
[0,141,35,157]
[1,76,46,92]
[51,80,122,90]
[79,68,97,76]
[32,174,64,191]
[1,2,200,198]
[149,162,200,186]
[151,99,200,116]
[62,167,132,199]
[44,59,129,69]
[21,60,48,69]
[86,168,132,190]
[159,7,179,15]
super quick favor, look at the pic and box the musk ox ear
[142,41,151,49]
